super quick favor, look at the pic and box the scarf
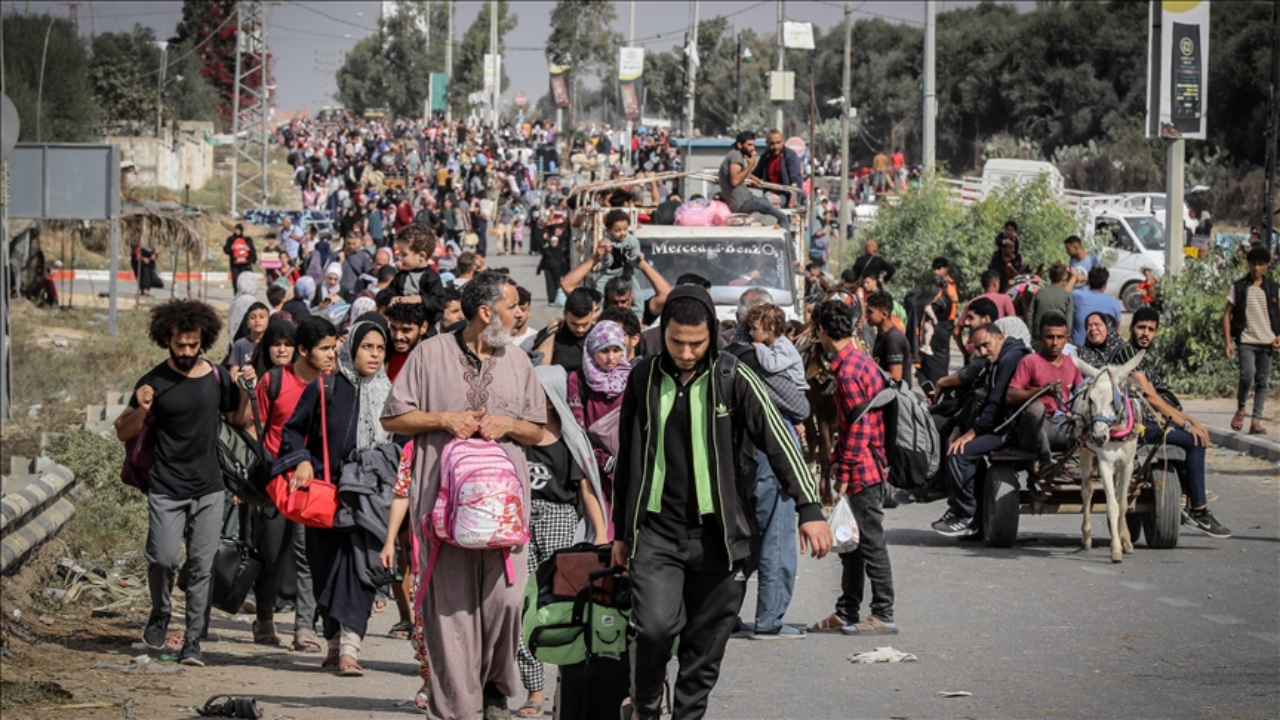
[582,321,631,399]
[1077,313,1126,370]
[324,261,344,299]
[227,272,260,339]
[338,316,394,449]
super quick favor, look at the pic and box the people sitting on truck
[1102,307,1232,539]
[750,130,803,207]
[932,321,1030,538]
[719,131,790,228]
[1007,312,1083,484]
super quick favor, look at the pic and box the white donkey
[1070,351,1145,563]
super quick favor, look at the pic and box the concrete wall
[105,121,216,191]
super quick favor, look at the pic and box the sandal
[840,616,899,636]
[337,654,364,677]
[806,613,849,633]
[516,700,543,717]
[1249,421,1267,435]
[321,650,340,669]
[292,628,322,654]
[197,695,263,719]
[413,684,430,711]
[1231,410,1245,431]
[252,620,281,646]
[389,620,413,639]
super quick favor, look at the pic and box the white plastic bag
[828,496,860,554]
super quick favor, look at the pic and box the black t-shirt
[551,326,586,373]
[873,327,910,373]
[526,438,583,505]
[129,361,237,499]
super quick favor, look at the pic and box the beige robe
[382,332,547,719]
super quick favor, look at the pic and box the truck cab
[1090,211,1167,312]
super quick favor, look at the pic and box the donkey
[1070,351,1145,563]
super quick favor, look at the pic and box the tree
[382,1,434,117]
[165,38,224,129]
[1,12,98,142]
[545,0,621,126]
[89,25,163,136]
[450,0,517,111]
[336,34,387,113]
[170,0,269,131]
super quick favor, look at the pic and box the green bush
[865,172,1077,299]
[45,430,149,563]
[1151,256,1280,397]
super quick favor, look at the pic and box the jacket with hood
[612,286,823,565]
[969,335,1030,436]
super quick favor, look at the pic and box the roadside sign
[785,136,807,157]
[515,92,527,106]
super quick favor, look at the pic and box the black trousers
[542,271,562,304]
[834,485,895,624]
[918,320,953,387]
[628,531,745,720]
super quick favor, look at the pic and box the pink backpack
[415,438,528,607]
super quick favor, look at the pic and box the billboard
[549,62,571,109]
[1147,1,1210,139]
[483,53,502,96]
[618,48,645,121]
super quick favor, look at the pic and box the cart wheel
[1142,468,1180,549]
[983,463,1020,548]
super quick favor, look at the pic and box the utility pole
[923,0,936,170]
[446,0,453,123]
[838,0,852,269]
[155,40,167,199]
[774,0,784,132]
[1265,0,1279,253]
[489,0,498,125]
[626,0,635,165]
[685,0,699,140]
[1166,138,1185,275]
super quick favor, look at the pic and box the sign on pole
[782,21,815,50]
[514,92,527,106]
[785,136,807,158]
[483,53,501,95]
[618,47,646,120]
[1146,0,1210,139]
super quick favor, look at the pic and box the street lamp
[155,41,169,140]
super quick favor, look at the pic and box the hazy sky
[14,1,1031,113]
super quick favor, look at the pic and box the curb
[1204,425,1280,463]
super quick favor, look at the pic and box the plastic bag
[828,497,860,554]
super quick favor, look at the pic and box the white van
[1089,211,1167,312]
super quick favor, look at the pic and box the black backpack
[210,365,274,507]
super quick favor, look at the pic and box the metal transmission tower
[231,1,270,217]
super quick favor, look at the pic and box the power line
[118,10,237,84]
[283,0,378,32]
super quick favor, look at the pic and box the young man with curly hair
[114,300,251,667]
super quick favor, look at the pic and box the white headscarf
[338,317,393,449]
[227,272,260,340]
[323,261,344,299]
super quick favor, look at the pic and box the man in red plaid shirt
[806,299,898,636]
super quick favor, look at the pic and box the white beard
[482,314,514,347]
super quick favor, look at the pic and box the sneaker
[731,617,755,638]
[1185,509,1232,538]
[179,637,205,667]
[142,612,170,651]
[752,624,806,640]
[931,511,978,537]
[892,488,917,505]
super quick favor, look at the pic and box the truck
[567,171,808,323]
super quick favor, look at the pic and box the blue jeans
[743,442,798,633]
[1237,344,1273,421]
[945,433,1009,520]
[736,195,790,228]
[1140,426,1207,508]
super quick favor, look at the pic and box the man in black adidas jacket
[611,285,831,720]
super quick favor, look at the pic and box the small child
[917,275,947,355]
[387,224,446,328]
[746,303,809,398]
[594,208,643,315]
[1137,266,1158,306]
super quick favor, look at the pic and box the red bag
[267,373,337,528]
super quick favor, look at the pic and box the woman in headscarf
[322,262,345,304]
[566,320,631,532]
[282,276,314,323]
[342,295,377,332]
[227,271,260,342]
[274,314,395,677]
[1077,312,1126,369]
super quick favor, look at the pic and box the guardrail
[1,458,77,572]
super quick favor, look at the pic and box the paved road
[142,453,1277,719]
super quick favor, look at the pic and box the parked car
[1088,210,1167,312]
